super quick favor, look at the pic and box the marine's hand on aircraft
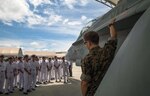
[109,18,117,39]
[111,18,116,23]
[109,18,116,27]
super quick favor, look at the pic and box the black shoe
[5,92,9,95]
[10,91,13,93]
[19,88,23,91]
[27,90,31,92]
[32,88,35,91]
[35,85,37,87]
[23,92,28,95]
[0,92,3,94]
[51,78,54,80]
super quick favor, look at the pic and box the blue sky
[0,0,110,52]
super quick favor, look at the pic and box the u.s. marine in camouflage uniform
[80,19,117,96]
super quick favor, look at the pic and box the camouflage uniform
[80,39,117,96]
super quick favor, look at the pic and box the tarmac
[1,64,82,96]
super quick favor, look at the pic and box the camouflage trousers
[86,76,103,96]
[86,83,98,96]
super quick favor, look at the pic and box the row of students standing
[0,55,73,95]
[0,55,39,95]
[0,55,20,95]
[38,56,72,84]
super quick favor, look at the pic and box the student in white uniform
[41,57,48,84]
[47,58,53,83]
[23,55,31,95]
[59,58,63,79]
[36,57,41,84]
[5,57,15,94]
[18,57,24,91]
[51,58,55,80]
[13,57,18,88]
[61,57,69,83]
[45,58,48,82]
[0,55,5,94]
[27,57,32,92]
[54,56,61,82]
[30,55,38,90]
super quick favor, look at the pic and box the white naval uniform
[18,61,24,89]
[48,61,53,81]
[59,59,63,78]
[45,59,49,81]
[23,61,31,93]
[5,62,15,93]
[0,61,6,93]
[13,61,18,87]
[54,60,61,81]
[28,61,32,90]
[37,61,41,82]
[41,61,48,82]
[62,60,69,83]
[30,60,38,89]
[51,60,55,79]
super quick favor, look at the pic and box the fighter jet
[66,0,150,96]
